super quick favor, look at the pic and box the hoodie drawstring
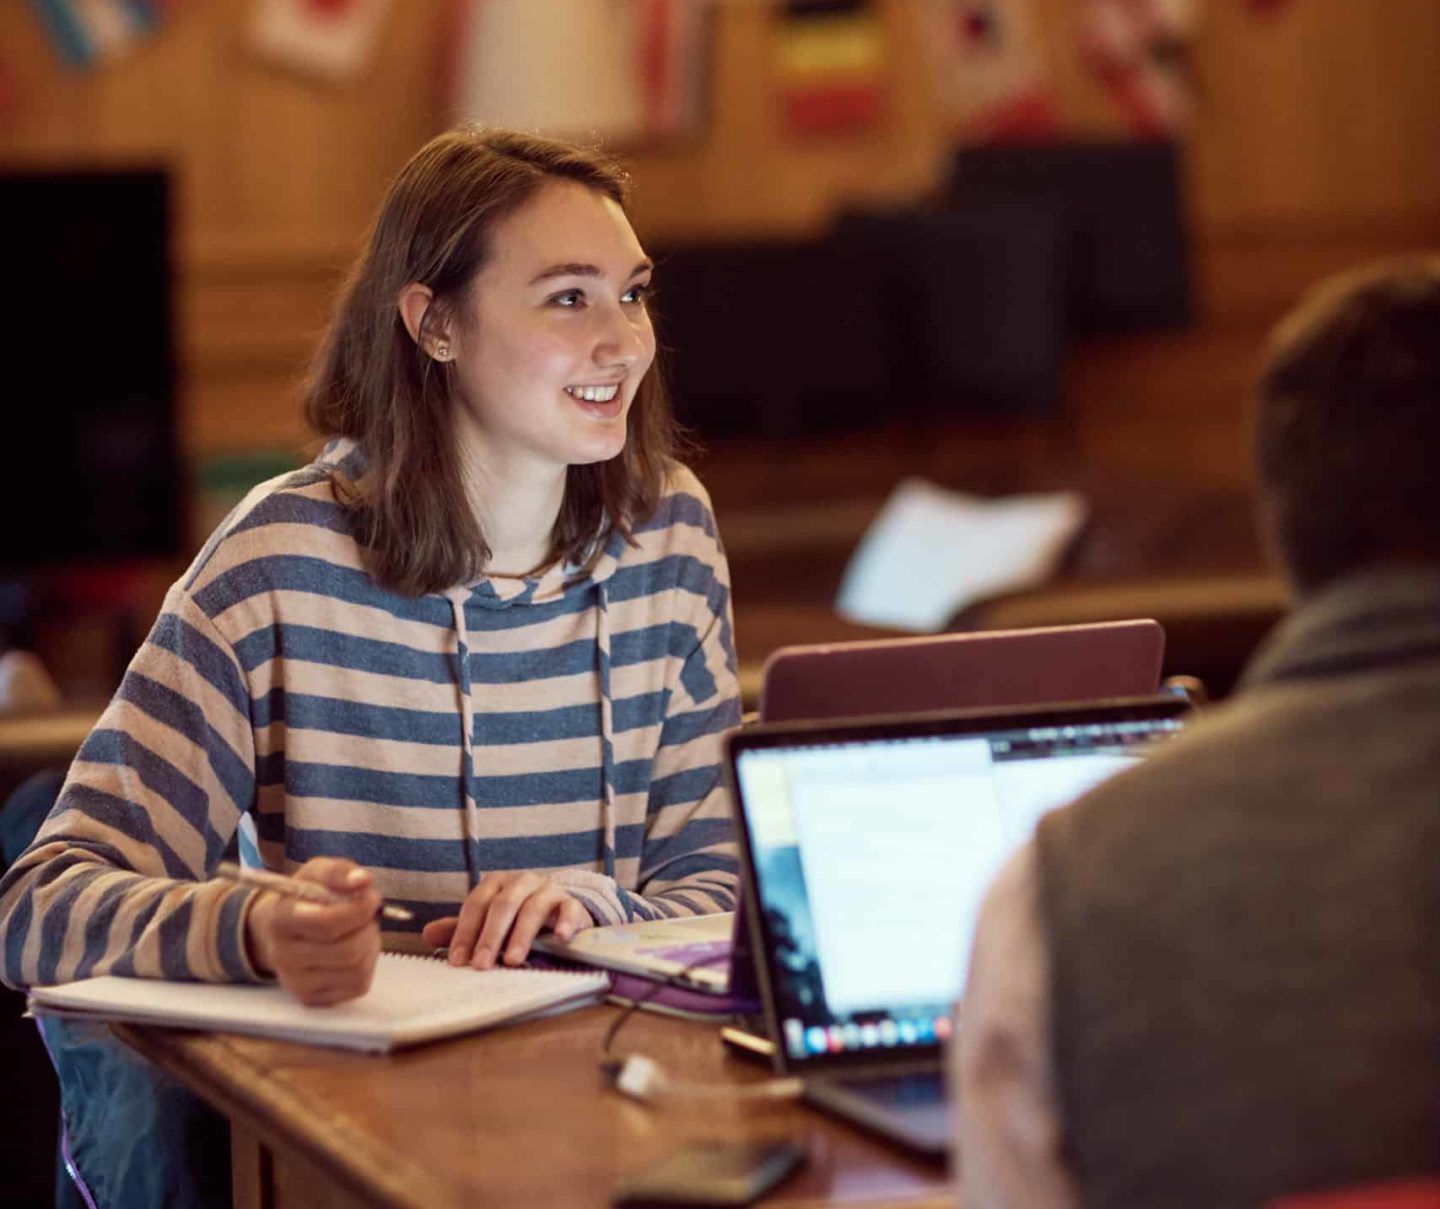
[595,580,618,882]
[445,545,620,896]
[448,591,483,890]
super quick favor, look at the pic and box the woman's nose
[594,305,652,368]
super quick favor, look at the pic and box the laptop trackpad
[806,1071,951,1157]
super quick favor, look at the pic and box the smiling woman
[0,127,742,1207]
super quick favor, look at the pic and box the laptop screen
[729,698,1189,1068]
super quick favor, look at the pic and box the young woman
[0,125,742,1207]
[0,126,741,1007]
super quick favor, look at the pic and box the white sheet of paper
[835,478,1087,632]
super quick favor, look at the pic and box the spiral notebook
[28,953,609,1054]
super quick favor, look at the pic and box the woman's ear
[397,282,452,360]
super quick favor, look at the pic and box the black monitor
[651,238,893,438]
[949,141,1193,333]
[0,167,181,575]
[650,215,1065,439]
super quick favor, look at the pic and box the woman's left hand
[422,871,592,969]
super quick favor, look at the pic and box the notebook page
[29,953,609,1053]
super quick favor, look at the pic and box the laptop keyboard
[834,1069,945,1107]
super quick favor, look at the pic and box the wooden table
[117,1005,954,1209]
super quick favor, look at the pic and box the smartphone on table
[612,1138,806,1207]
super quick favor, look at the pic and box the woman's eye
[549,289,584,308]
[622,282,650,305]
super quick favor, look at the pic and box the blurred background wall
[1,0,1438,700]
[2,0,1436,470]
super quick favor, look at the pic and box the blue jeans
[39,1017,231,1209]
[5,771,230,1208]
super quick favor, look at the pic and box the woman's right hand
[243,858,382,1006]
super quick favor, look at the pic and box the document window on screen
[737,713,1183,1063]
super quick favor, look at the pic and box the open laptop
[728,695,1192,1159]
[759,619,1165,722]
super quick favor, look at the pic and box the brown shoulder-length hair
[304,125,680,596]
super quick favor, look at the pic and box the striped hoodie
[0,439,741,987]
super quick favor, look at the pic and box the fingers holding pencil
[235,858,385,1005]
[216,860,414,922]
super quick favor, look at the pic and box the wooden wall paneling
[2,0,1437,480]
[1188,0,1440,227]
[6,1,1440,241]
[1196,221,1440,322]
[204,0,446,250]
[185,368,313,465]
[1060,324,1259,492]
[1030,0,1128,136]
[629,0,950,239]
[180,260,341,459]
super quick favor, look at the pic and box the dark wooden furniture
[117,1005,953,1209]
[709,445,1288,706]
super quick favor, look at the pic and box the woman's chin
[568,424,628,466]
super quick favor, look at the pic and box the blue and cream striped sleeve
[552,484,743,923]
[0,585,261,988]
[632,559,743,917]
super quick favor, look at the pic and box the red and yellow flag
[773,0,887,134]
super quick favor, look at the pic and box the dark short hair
[1255,259,1440,593]
[304,125,679,596]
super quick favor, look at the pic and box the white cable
[612,1053,803,1104]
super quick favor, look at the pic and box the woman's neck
[461,457,566,578]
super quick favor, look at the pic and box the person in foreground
[955,260,1440,1209]
[0,126,740,1204]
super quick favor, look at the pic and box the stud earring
[434,342,450,361]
